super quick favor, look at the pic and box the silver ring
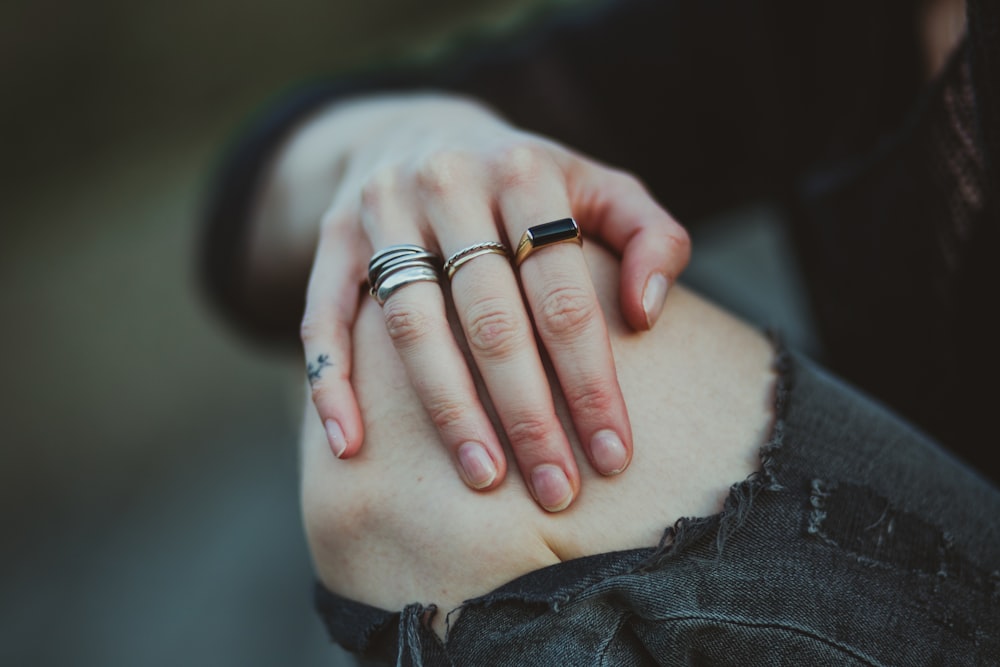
[368,244,439,286]
[368,244,442,305]
[443,241,509,280]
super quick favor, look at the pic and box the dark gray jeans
[315,349,1000,666]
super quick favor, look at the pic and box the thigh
[301,243,776,632]
[301,244,1000,665]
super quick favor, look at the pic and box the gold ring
[514,218,581,267]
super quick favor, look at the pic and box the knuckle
[464,297,527,358]
[416,150,472,197]
[299,312,323,345]
[603,166,662,210]
[359,167,403,215]
[318,207,354,239]
[536,285,597,339]
[564,382,615,416]
[663,226,692,264]
[427,398,470,433]
[607,165,643,188]
[309,382,328,404]
[505,414,554,451]
[382,300,433,349]
[493,142,549,186]
[582,164,641,198]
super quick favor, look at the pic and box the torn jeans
[315,349,1000,666]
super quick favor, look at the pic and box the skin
[280,0,969,644]
[300,243,776,638]
[919,0,967,79]
[263,0,969,515]
[248,94,691,513]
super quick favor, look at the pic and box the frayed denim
[316,348,1000,666]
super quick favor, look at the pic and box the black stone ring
[514,218,582,267]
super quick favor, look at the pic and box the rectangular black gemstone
[529,218,578,246]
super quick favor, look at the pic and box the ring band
[443,241,509,280]
[368,244,439,286]
[368,244,442,305]
[514,218,581,267]
[372,265,440,305]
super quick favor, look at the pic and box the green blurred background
[0,1,816,665]
[1,2,562,665]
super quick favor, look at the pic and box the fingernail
[590,429,628,475]
[642,273,669,328]
[531,464,573,512]
[458,442,497,489]
[325,419,347,458]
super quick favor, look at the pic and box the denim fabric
[315,349,1000,666]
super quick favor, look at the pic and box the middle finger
[417,158,581,512]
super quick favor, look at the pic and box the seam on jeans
[634,333,791,572]
[646,614,886,667]
[803,478,1000,643]
[442,551,651,646]
[597,614,630,667]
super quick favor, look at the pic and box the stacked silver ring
[367,244,443,306]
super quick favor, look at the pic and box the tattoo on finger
[307,354,333,386]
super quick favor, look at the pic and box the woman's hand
[285,93,689,511]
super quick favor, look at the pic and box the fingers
[380,282,507,490]
[361,164,508,492]
[563,158,691,331]
[444,231,581,512]
[308,137,682,514]
[492,146,634,483]
[301,214,366,459]
[416,152,579,510]
[458,278,579,510]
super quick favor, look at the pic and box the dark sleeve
[200,0,797,344]
[200,0,914,344]
[967,0,1000,182]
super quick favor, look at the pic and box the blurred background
[0,1,817,665]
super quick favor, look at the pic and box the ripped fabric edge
[634,332,792,571]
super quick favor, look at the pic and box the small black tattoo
[307,354,333,386]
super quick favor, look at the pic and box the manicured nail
[531,464,573,512]
[642,272,669,328]
[325,419,347,458]
[458,442,498,489]
[590,429,628,475]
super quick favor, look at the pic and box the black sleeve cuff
[198,72,429,346]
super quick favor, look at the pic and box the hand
[297,94,690,511]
